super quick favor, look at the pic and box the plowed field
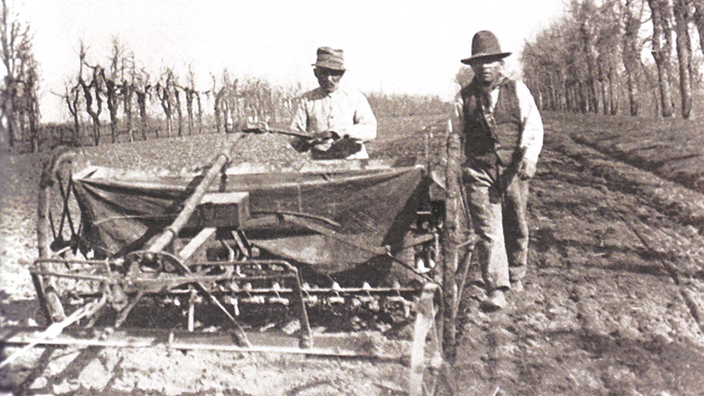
[1,112,703,396]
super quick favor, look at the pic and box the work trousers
[462,164,530,291]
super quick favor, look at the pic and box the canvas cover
[72,162,428,274]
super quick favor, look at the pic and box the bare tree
[184,66,196,135]
[173,81,183,136]
[122,54,136,142]
[621,0,644,115]
[133,68,151,140]
[195,87,203,134]
[22,51,39,151]
[63,80,82,144]
[521,0,702,119]
[212,73,229,134]
[220,70,235,133]
[648,0,676,117]
[156,68,175,138]
[78,44,105,145]
[211,75,220,133]
[102,38,128,143]
[103,74,119,143]
[594,1,622,116]
[577,0,602,113]
[673,0,694,118]
[1,0,41,151]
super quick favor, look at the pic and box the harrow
[1,120,472,395]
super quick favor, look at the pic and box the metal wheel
[35,148,94,323]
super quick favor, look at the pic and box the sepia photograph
[1,0,703,395]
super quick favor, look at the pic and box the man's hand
[517,158,537,180]
[310,131,339,141]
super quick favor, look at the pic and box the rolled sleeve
[516,81,543,164]
[451,97,464,134]
[347,93,377,141]
[289,100,308,134]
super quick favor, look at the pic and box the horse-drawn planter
[2,121,470,395]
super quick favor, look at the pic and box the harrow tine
[163,252,252,346]
[202,285,251,346]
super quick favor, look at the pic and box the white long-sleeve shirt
[290,85,377,159]
[453,79,543,164]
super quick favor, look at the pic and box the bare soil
[1,112,703,396]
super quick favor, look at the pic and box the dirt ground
[1,113,703,395]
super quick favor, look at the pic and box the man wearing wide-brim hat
[454,30,544,310]
[290,47,377,160]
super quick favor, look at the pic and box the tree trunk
[174,87,183,136]
[157,84,172,138]
[673,0,694,119]
[622,1,642,116]
[662,0,678,113]
[648,0,675,118]
[600,68,610,115]
[545,72,555,110]
[641,60,662,116]
[578,82,589,113]
[123,82,134,142]
[66,86,81,145]
[3,77,20,148]
[196,92,203,134]
[28,100,38,152]
[214,87,227,134]
[80,78,101,145]
[185,88,194,135]
[105,78,119,143]
[136,87,149,140]
[26,80,39,152]
[608,70,618,115]
[580,20,601,114]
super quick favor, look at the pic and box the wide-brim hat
[312,47,346,71]
[461,30,511,65]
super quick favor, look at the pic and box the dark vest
[460,78,522,168]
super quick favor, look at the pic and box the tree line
[56,39,449,151]
[1,0,40,151]
[58,39,303,148]
[521,0,704,119]
[0,0,468,154]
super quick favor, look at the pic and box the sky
[19,0,569,122]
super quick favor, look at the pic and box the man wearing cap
[454,31,544,310]
[290,47,377,160]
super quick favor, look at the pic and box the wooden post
[442,120,463,356]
